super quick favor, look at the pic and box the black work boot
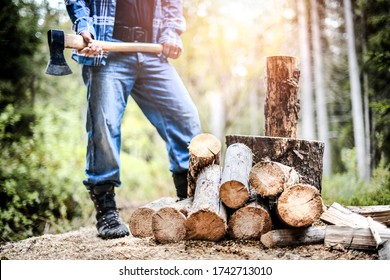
[88,185,129,239]
[172,170,188,200]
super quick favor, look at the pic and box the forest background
[0,0,389,242]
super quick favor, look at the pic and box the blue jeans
[81,52,201,188]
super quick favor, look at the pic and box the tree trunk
[325,225,390,251]
[129,197,177,238]
[226,134,324,191]
[311,0,331,177]
[228,200,272,240]
[260,226,326,248]
[185,164,227,241]
[152,198,193,243]
[187,133,221,197]
[264,56,300,138]
[219,143,253,209]
[249,160,300,197]
[277,184,324,228]
[343,0,368,182]
[297,0,316,140]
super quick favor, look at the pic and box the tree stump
[277,184,324,228]
[264,56,300,138]
[219,143,253,209]
[226,135,324,191]
[228,200,272,240]
[187,133,221,197]
[129,197,177,238]
[249,161,300,197]
[185,164,227,241]
[152,198,193,243]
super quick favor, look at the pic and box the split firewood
[260,226,327,248]
[185,164,227,242]
[219,143,253,209]
[277,184,324,227]
[187,133,221,197]
[347,205,390,226]
[151,198,193,243]
[129,197,177,238]
[228,200,272,240]
[249,161,300,197]
[324,225,390,251]
[320,202,387,229]
[225,135,324,191]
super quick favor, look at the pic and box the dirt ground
[0,203,379,260]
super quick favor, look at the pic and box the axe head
[45,29,72,76]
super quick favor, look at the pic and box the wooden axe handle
[64,33,163,53]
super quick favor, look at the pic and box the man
[65,0,202,239]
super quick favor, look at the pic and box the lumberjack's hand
[162,42,182,59]
[79,31,103,56]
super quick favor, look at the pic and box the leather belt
[112,26,151,43]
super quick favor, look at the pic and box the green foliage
[322,148,390,206]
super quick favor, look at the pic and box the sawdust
[0,203,378,260]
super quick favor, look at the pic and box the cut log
[320,202,387,229]
[264,56,300,138]
[185,164,227,241]
[249,160,300,197]
[260,226,326,248]
[187,133,221,197]
[129,197,177,238]
[152,198,193,243]
[226,135,324,191]
[347,205,390,226]
[277,184,324,227]
[219,143,253,209]
[324,225,390,251]
[228,200,272,240]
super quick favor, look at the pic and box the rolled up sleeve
[65,0,96,38]
[158,0,186,50]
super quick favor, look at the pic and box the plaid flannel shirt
[64,0,186,65]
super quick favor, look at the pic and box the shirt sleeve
[158,0,186,50]
[65,0,96,38]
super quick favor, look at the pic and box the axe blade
[45,29,72,76]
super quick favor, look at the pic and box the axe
[45,29,163,76]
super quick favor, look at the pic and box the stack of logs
[129,132,325,243]
[128,55,389,258]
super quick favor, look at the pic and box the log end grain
[228,206,272,240]
[277,184,324,228]
[129,208,155,238]
[249,161,285,197]
[152,207,187,243]
[219,180,249,209]
[188,133,221,159]
[185,209,226,242]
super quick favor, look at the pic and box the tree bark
[249,160,300,197]
[151,198,193,243]
[129,197,177,238]
[264,56,300,138]
[219,143,253,209]
[187,133,221,197]
[277,184,324,228]
[226,134,324,191]
[185,164,227,241]
[228,200,272,240]
[260,226,326,248]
